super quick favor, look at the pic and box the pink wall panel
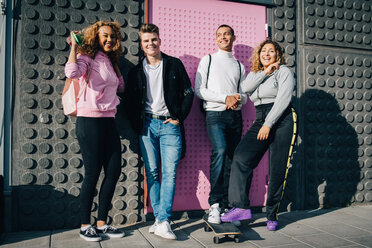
[149,0,268,211]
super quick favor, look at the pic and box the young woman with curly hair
[65,21,125,241]
[221,39,298,231]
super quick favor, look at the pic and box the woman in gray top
[220,40,298,231]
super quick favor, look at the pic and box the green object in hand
[72,32,83,46]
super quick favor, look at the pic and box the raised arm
[240,70,267,95]
[64,32,90,79]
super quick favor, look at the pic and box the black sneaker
[96,225,125,238]
[79,226,102,242]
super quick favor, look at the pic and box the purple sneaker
[266,220,278,231]
[220,208,252,222]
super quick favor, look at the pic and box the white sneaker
[208,203,221,224]
[149,220,158,233]
[154,221,177,240]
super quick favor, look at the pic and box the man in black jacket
[124,24,193,240]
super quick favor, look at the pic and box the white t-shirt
[143,59,170,116]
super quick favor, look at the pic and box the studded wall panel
[300,47,371,208]
[301,0,371,49]
[150,0,268,211]
[272,0,297,72]
[298,0,372,209]
[12,0,143,231]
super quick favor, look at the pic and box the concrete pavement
[1,205,372,248]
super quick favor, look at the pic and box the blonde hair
[80,20,123,64]
[249,39,286,73]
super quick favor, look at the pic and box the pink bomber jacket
[64,50,124,118]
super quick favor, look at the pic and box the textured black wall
[271,0,371,210]
[297,0,372,208]
[12,0,144,231]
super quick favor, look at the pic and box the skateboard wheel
[213,236,220,244]
[234,237,240,243]
[204,224,211,232]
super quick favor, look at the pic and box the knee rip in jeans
[146,170,159,181]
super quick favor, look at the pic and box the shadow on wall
[115,56,145,221]
[283,89,360,211]
[116,55,138,153]
[12,185,80,231]
[234,44,254,72]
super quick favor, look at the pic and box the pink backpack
[62,59,93,116]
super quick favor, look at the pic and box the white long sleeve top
[195,50,247,111]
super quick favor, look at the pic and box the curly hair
[80,20,123,64]
[249,39,286,73]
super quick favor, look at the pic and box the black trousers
[206,110,242,210]
[228,103,297,221]
[76,117,122,224]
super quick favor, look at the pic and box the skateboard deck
[202,214,241,244]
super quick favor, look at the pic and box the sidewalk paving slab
[273,220,324,237]
[137,221,204,248]
[174,218,258,248]
[100,228,153,248]
[294,233,358,248]
[1,231,50,248]
[1,205,372,248]
[51,229,99,248]
[313,223,372,238]
[347,235,372,248]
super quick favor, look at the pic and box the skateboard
[202,214,241,244]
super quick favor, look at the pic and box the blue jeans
[140,117,182,223]
[206,110,242,210]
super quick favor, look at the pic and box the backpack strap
[237,60,241,92]
[200,55,212,114]
[205,54,212,89]
[205,55,241,92]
